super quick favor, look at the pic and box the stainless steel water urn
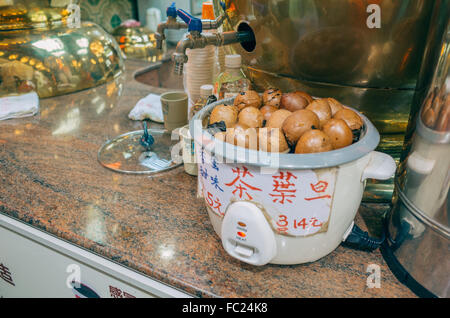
[382,19,450,298]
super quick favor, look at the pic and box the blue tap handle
[220,1,226,11]
[166,2,177,18]
[177,8,202,33]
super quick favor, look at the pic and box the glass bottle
[214,54,250,99]
[190,84,215,119]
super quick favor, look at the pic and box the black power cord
[342,224,385,251]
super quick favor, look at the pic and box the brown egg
[322,119,353,149]
[306,99,332,128]
[258,127,289,153]
[238,106,264,128]
[232,122,250,131]
[435,98,450,132]
[233,90,262,111]
[282,109,320,145]
[327,98,344,116]
[225,125,258,150]
[422,107,437,129]
[295,91,314,104]
[295,130,333,154]
[265,109,292,128]
[333,108,363,130]
[209,104,238,128]
[260,105,278,123]
[262,88,282,108]
[280,91,311,112]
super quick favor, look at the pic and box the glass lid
[98,124,182,174]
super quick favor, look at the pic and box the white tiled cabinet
[0,214,191,298]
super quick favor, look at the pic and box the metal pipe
[201,13,227,30]
[155,17,187,50]
[172,30,254,75]
[155,13,229,50]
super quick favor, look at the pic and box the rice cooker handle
[361,151,397,182]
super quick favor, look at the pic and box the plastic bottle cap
[202,2,215,20]
[225,54,242,68]
[200,84,214,97]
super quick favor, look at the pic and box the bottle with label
[214,54,251,100]
[190,84,216,119]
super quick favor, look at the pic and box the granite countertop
[0,59,416,298]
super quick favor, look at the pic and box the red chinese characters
[269,171,298,204]
[225,166,262,200]
[293,217,323,229]
[205,191,223,216]
[305,180,332,201]
[309,217,323,228]
[277,215,324,233]
[276,215,289,234]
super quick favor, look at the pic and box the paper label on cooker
[196,147,337,237]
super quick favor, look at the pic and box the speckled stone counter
[0,59,416,298]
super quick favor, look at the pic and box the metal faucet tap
[172,31,253,75]
[172,9,254,75]
[155,16,187,50]
[155,3,187,50]
[155,2,230,51]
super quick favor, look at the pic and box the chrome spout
[154,14,226,50]
[155,17,187,50]
[156,4,230,51]
[201,13,227,30]
[172,30,254,75]
[172,36,192,75]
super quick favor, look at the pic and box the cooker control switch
[235,244,254,257]
[221,201,277,266]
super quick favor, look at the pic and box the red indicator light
[238,222,246,227]
[237,231,246,238]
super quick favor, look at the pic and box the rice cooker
[190,98,396,265]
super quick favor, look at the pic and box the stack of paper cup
[217,47,226,75]
[184,45,215,106]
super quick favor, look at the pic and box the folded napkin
[0,92,39,121]
[128,93,164,123]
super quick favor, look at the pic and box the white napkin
[128,93,164,123]
[0,92,39,121]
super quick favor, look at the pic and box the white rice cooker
[190,98,396,266]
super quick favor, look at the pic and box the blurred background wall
[79,0,203,39]
[79,0,138,32]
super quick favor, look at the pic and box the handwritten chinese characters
[225,167,262,200]
[205,191,224,216]
[276,215,324,234]
[270,171,298,204]
[196,146,336,237]
[305,181,332,201]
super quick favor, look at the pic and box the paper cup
[160,91,188,132]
